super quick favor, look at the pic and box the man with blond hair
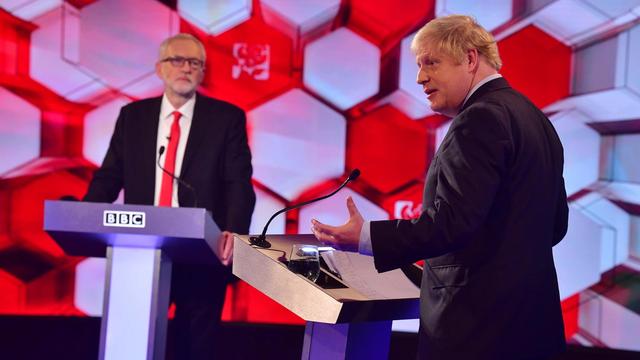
[84,33,255,359]
[312,15,568,359]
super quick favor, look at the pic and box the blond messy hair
[411,15,502,70]
[158,33,207,62]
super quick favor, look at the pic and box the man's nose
[416,71,428,85]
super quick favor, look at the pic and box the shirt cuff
[358,221,373,256]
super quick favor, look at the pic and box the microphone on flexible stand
[157,146,199,208]
[250,169,361,249]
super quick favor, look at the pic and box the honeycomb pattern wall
[1,0,640,351]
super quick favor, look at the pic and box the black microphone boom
[157,146,199,208]
[250,169,361,248]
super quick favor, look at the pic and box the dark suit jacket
[84,92,255,235]
[371,78,568,359]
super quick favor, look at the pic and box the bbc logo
[103,210,146,228]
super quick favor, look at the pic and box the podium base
[301,321,391,360]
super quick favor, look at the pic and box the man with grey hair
[84,33,255,359]
[311,15,568,359]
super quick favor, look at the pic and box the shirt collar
[462,73,503,107]
[160,93,196,121]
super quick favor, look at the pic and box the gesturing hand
[310,196,363,252]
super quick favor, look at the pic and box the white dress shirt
[153,94,195,207]
[358,73,503,256]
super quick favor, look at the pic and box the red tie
[159,111,181,207]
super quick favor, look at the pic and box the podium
[43,200,221,360]
[233,234,420,360]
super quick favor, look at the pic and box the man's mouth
[425,89,437,98]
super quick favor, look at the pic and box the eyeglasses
[161,56,205,70]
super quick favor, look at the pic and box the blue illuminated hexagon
[83,96,131,165]
[248,89,346,201]
[178,0,251,36]
[303,28,380,110]
[0,87,40,175]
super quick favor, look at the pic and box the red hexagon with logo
[188,17,294,110]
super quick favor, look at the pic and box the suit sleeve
[83,108,126,203]
[222,109,256,234]
[371,104,512,272]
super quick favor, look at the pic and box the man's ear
[467,48,479,71]
[155,62,162,78]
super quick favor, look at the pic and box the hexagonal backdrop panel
[248,88,346,201]
[303,28,380,110]
[0,1,640,348]
[0,87,40,175]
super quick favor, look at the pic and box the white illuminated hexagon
[0,0,61,21]
[531,0,609,42]
[250,187,286,236]
[248,89,346,201]
[572,192,630,272]
[303,28,380,110]
[550,110,600,196]
[579,290,640,352]
[582,0,640,18]
[498,1,640,44]
[298,188,388,234]
[29,4,107,101]
[610,134,640,183]
[436,0,513,31]
[74,257,105,316]
[553,204,602,299]
[177,0,251,35]
[78,0,177,98]
[261,0,340,40]
[545,23,640,121]
[83,96,131,165]
[0,87,40,175]
[386,33,434,120]
[435,119,452,152]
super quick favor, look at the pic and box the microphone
[250,169,361,248]
[157,146,199,208]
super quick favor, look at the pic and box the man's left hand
[310,196,363,252]
[218,231,234,266]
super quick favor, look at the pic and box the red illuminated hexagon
[0,270,26,313]
[347,105,429,194]
[347,0,434,53]
[201,18,293,109]
[0,160,93,260]
[498,25,571,109]
[0,9,35,78]
[26,259,83,315]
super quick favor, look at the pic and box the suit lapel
[180,93,209,178]
[140,97,162,204]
